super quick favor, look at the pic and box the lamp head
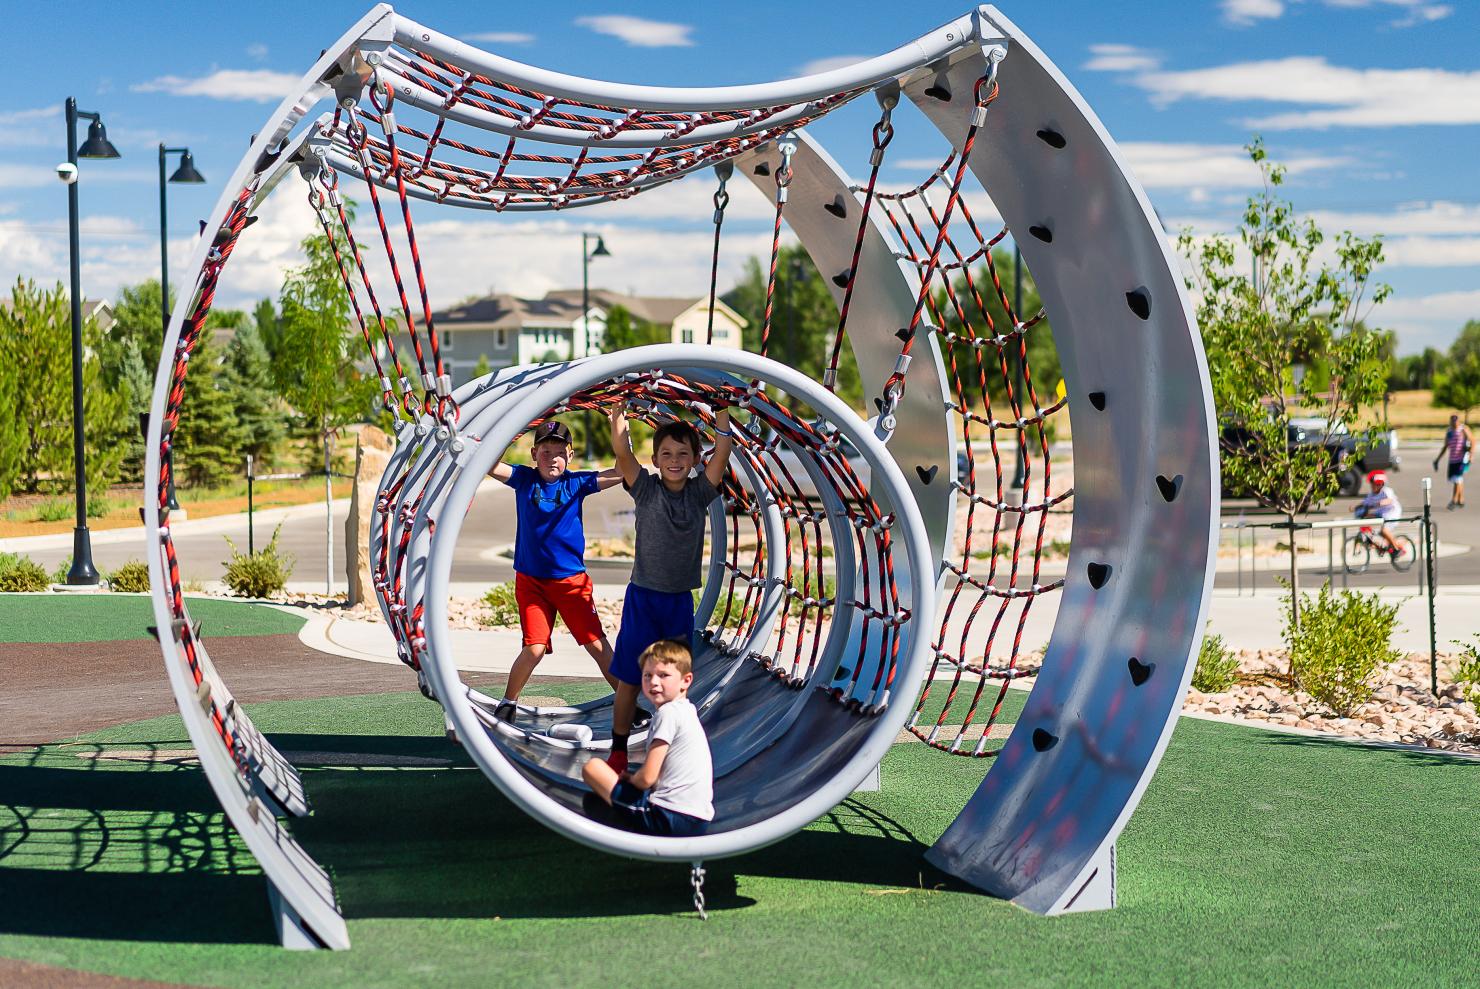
[589,235,611,258]
[168,150,206,184]
[78,118,121,159]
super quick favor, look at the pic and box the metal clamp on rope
[893,354,913,377]
[420,371,437,393]
[878,381,902,435]
[435,373,453,398]
[821,368,838,390]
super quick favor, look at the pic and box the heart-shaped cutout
[824,195,848,218]
[916,464,939,485]
[832,269,851,288]
[895,327,914,343]
[1156,474,1184,502]
[1128,656,1154,686]
[1087,562,1112,589]
[1126,287,1152,320]
[1088,391,1106,411]
[1032,728,1058,751]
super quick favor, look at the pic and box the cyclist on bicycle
[1354,470,1404,558]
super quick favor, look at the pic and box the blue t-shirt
[504,464,600,579]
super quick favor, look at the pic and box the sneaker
[629,709,653,732]
[493,699,516,723]
[606,750,629,774]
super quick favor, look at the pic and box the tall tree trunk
[1286,510,1300,680]
[323,430,333,597]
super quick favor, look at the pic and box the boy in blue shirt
[604,403,734,772]
[488,419,624,720]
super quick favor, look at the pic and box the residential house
[427,289,748,381]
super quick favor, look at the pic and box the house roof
[433,288,748,330]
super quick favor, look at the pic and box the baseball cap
[533,420,572,445]
[1368,470,1386,486]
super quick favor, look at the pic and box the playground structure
[141,4,1217,948]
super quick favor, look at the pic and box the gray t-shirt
[645,697,714,821]
[628,469,720,593]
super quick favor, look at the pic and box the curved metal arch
[907,6,1218,915]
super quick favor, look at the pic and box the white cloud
[132,68,302,103]
[1222,0,1285,26]
[466,31,536,45]
[1374,288,1480,352]
[1123,57,1480,129]
[246,43,268,61]
[573,15,694,48]
[797,55,869,77]
[1084,44,1161,72]
[0,105,62,148]
[1308,202,1480,238]
[1220,0,1452,27]
[1120,142,1351,190]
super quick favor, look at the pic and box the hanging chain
[758,133,798,362]
[705,160,733,345]
[690,862,708,920]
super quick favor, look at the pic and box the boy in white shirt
[581,639,714,836]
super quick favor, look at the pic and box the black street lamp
[581,232,611,458]
[158,145,206,513]
[61,98,120,586]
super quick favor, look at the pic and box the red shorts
[516,572,605,648]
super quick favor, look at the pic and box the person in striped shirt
[1433,414,1472,510]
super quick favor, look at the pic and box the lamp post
[157,145,205,514]
[61,98,121,586]
[581,232,611,458]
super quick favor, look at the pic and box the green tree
[0,279,127,494]
[221,320,284,461]
[471,353,493,380]
[174,329,245,486]
[1179,139,1391,637]
[722,245,865,409]
[253,298,283,362]
[1433,357,1480,423]
[1392,346,1447,391]
[277,222,376,591]
[1450,319,1480,366]
[599,304,666,351]
[0,309,18,497]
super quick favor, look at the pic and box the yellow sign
[1054,378,1067,402]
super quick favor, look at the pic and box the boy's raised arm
[487,457,514,483]
[704,407,735,490]
[609,404,641,487]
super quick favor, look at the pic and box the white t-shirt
[645,697,714,821]
[1358,489,1401,520]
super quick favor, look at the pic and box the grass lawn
[0,595,305,643]
[2,681,1477,987]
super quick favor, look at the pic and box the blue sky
[2,0,1477,353]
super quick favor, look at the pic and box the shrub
[481,582,519,627]
[34,497,70,522]
[49,555,71,584]
[1192,631,1240,693]
[222,524,294,598]
[1452,635,1480,707]
[1284,584,1402,717]
[108,560,151,593]
[0,554,49,592]
[86,492,115,518]
[700,589,752,630]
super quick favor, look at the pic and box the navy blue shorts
[611,583,694,686]
[1449,460,1470,483]
[583,780,707,836]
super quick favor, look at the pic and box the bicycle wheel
[1390,534,1418,573]
[1344,534,1371,575]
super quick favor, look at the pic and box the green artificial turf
[0,595,305,643]
[2,685,1478,988]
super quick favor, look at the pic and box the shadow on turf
[1257,729,1476,765]
[0,732,970,943]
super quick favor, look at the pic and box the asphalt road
[17,458,1476,592]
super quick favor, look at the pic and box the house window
[713,328,728,341]
[496,329,507,348]
[681,328,695,343]
[443,333,454,353]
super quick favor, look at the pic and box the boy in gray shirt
[582,639,714,835]
[603,403,734,773]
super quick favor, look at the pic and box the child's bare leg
[503,643,548,702]
[612,680,639,736]
[584,637,618,690]
[582,757,619,804]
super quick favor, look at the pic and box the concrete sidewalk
[288,583,1480,678]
